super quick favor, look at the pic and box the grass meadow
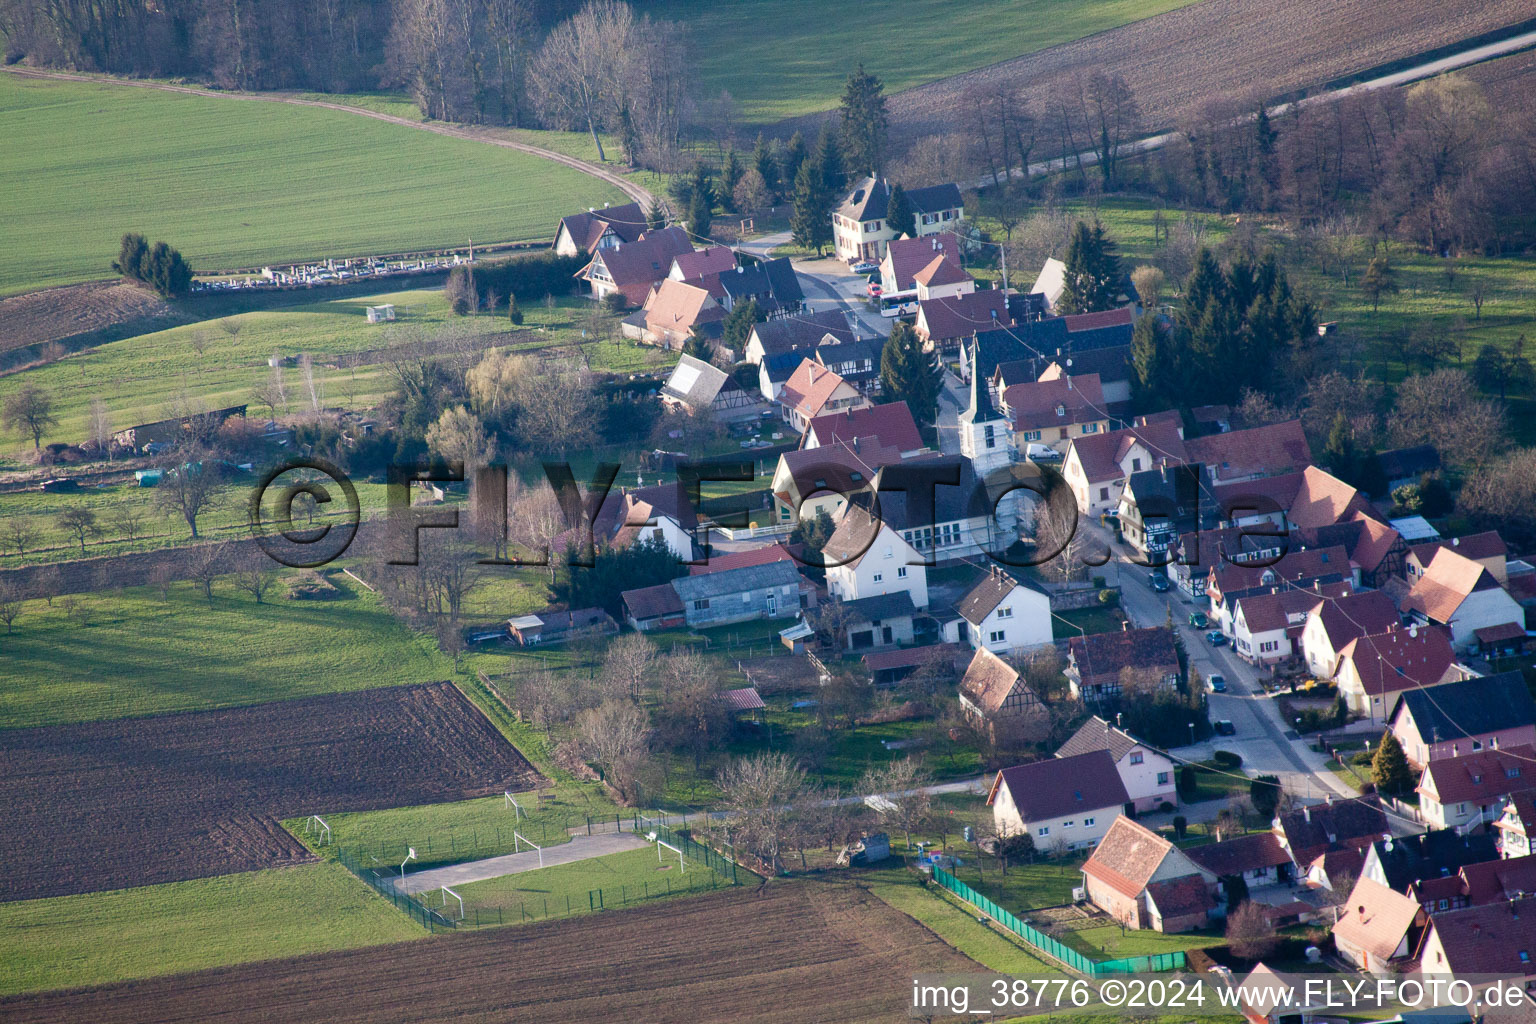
[680,0,1199,122]
[0,573,452,729]
[0,74,627,294]
[0,285,675,462]
[0,863,423,996]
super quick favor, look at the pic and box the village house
[1061,417,1188,516]
[1376,444,1441,495]
[1388,671,1536,768]
[953,567,1052,654]
[1230,581,1353,667]
[1117,462,1217,564]
[1206,545,1352,637]
[877,455,1021,564]
[1405,853,1536,915]
[1185,832,1296,890]
[660,354,763,424]
[553,202,646,256]
[671,560,802,629]
[833,177,965,263]
[1055,717,1178,814]
[777,361,868,432]
[836,591,921,651]
[1036,345,1134,415]
[1080,816,1216,932]
[1002,374,1108,454]
[505,607,618,647]
[745,309,855,366]
[1182,419,1312,487]
[1231,964,1332,1024]
[1406,531,1507,585]
[590,479,699,564]
[1064,626,1182,705]
[1416,744,1536,832]
[913,290,1012,356]
[1285,465,1378,530]
[1362,829,1498,892]
[714,257,805,315]
[1414,897,1536,991]
[667,244,736,285]
[879,232,964,295]
[1334,624,1460,722]
[1169,525,1287,600]
[579,226,694,306]
[1399,546,1524,651]
[639,278,725,349]
[1494,793,1536,859]
[803,401,924,457]
[913,251,974,302]
[620,581,685,632]
[1273,798,1388,870]
[769,437,907,524]
[989,751,1129,852]
[821,503,930,609]
[957,647,1048,733]
[810,337,882,397]
[1299,588,1403,678]
[1331,875,1427,974]
[1303,512,1409,589]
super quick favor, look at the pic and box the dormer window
[1510,767,1523,778]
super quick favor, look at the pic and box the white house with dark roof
[958,340,1013,476]
[553,202,646,256]
[1388,671,1536,768]
[1056,717,1178,813]
[834,177,965,263]
[953,567,1051,654]
[988,750,1129,850]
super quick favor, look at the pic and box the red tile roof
[1337,625,1455,698]
[1145,874,1215,919]
[1236,583,1350,634]
[915,290,1011,342]
[1211,471,1305,516]
[805,402,923,454]
[1184,833,1292,877]
[1422,897,1536,977]
[1002,374,1106,431]
[1067,627,1180,691]
[1287,466,1372,529]
[1308,589,1403,650]
[1082,816,1181,898]
[960,648,1028,715]
[914,253,971,288]
[1062,307,1134,332]
[1350,512,1404,574]
[884,233,961,291]
[621,581,684,620]
[990,750,1128,824]
[1420,745,1536,806]
[689,543,797,576]
[1068,420,1188,484]
[557,202,646,252]
[1334,876,1423,961]
[1401,549,1505,624]
[1410,531,1508,567]
[716,687,766,712]
[862,643,958,672]
[671,245,736,281]
[780,361,851,418]
[1184,420,1311,484]
[1208,545,1350,597]
[644,279,724,336]
[588,227,694,304]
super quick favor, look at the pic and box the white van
[1025,443,1061,462]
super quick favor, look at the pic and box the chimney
[1326,794,1334,805]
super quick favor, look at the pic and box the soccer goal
[513,831,543,868]
[440,886,464,922]
[305,815,331,846]
[657,838,686,873]
[504,791,526,820]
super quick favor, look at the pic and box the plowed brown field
[0,682,540,901]
[774,0,1536,144]
[0,881,976,1024]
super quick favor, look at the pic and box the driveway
[737,232,889,340]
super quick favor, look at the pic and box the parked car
[851,260,878,275]
[1214,720,1236,736]
[1206,630,1228,647]
[867,281,883,298]
[1025,443,1062,462]
[1207,675,1227,693]
[1150,573,1170,592]
[1189,611,1209,629]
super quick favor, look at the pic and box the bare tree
[299,352,324,414]
[3,517,38,557]
[57,507,102,556]
[508,481,567,583]
[188,543,229,605]
[577,699,652,804]
[1226,900,1280,960]
[2,384,59,450]
[601,632,658,702]
[1391,369,1507,468]
[657,649,732,770]
[155,442,224,539]
[87,398,114,460]
[528,0,636,161]
[508,355,597,455]
[232,567,276,604]
[715,752,811,875]
[860,757,934,851]
[0,583,21,634]
[110,504,149,544]
[1130,265,1165,309]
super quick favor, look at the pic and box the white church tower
[959,340,1012,475]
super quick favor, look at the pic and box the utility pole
[999,241,1009,295]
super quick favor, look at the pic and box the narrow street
[1077,518,1359,805]
[736,231,890,340]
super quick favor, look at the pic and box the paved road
[1078,518,1358,804]
[978,28,1536,189]
[394,832,648,894]
[736,232,890,340]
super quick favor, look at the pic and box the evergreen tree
[1372,731,1414,796]
[1249,775,1282,820]
[1130,312,1174,411]
[1324,413,1360,480]
[719,298,761,358]
[719,149,743,212]
[780,132,807,197]
[685,163,715,239]
[645,201,666,232]
[879,321,941,431]
[752,133,781,203]
[683,328,715,363]
[790,157,834,255]
[1056,220,1121,314]
[816,127,845,196]
[885,183,915,239]
[839,63,889,178]
[112,233,149,279]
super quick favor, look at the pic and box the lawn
[448,845,731,926]
[679,0,1201,123]
[0,75,627,294]
[0,862,423,997]
[0,573,452,729]
[1055,919,1226,960]
[283,782,621,871]
[0,286,670,459]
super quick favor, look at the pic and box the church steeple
[960,339,997,425]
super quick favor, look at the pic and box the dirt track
[773,0,1536,145]
[0,881,977,1023]
[0,682,541,901]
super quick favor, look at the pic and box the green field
[449,845,729,925]
[679,0,1199,122]
[0,863,423,996]
[0,574,452,729]
[0,75,627,294]
[0,285,672,460]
